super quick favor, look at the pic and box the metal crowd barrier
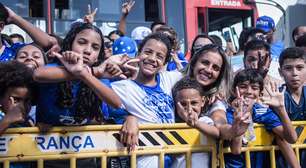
[0,124,217,168]
[219,121,306,168]
[0,122,305,168]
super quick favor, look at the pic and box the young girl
[33,23,121,126]
[225,69,298,168]
[32,22,122,168]
[111,32,183,167]
[171,77,219,168]
[15,43,48,69]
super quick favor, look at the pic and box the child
[171,77,219,168]
[0,61,34,133]
[33,23,122,168]
[225,69,298,168]
[0,61,35,167]
[15,43,48,70]
[111,32,183,167]
[276,47,306,167]
[33,23,121,126]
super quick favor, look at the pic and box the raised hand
[122,0,135,16]
[53,51,87,78]
[176,100,199,127]
[5,97,26,124]
[4,6,17,24]
[230,87,252,137]
[94,54,139,79]
[84,4,98,24]
[261,82,285,109]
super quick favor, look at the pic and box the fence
[0,121,305,168]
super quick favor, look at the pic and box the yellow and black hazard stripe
[112,129,200,147]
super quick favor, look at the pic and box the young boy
[277,47,306,167]
[171,77,219,168]
[225,69,298,168]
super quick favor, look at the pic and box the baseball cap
[112,36,137,58]
[131,26,152,45]
[256,16,275,33]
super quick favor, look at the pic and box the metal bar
[3,160,9,168]
[245,150,251,168]
[211,144,217,168]
[70,157,76,168]
[270,147,276,168]
[131,153,136,168]
[159,152,164,168]
[37,159,44,168]
[101,156,107,168]
[186,151,192,168]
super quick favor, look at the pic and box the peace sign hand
[84,4,98,24]
[122,0,135,16]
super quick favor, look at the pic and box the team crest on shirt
[143,92,174,123]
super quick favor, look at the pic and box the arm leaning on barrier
[120,115,139,152]
[0,122,304,168]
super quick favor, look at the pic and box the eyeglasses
[104,42,113,49]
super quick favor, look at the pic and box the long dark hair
[58,23,105,124]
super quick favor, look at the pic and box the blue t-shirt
[36,65,108,126]
[99,79,129,124]
[284,86,306,121]
[276,85,306,168]
[0,43,24,62]
[227,103,282,131]
[166,52,188,71]
[225,103,282,168]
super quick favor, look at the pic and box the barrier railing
[0,122,305,168]
[0,124,217,168]
[219,121,306,168]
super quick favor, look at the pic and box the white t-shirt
[207,100,227,116]
[112,71,183,168]
[171,116,214,168]
[111,71,183,124]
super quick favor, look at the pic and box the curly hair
[155,25,179,51]
[58,23,105,124]
[138,32,172,64]
[0,61,34,98]
[172,76,203,102]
